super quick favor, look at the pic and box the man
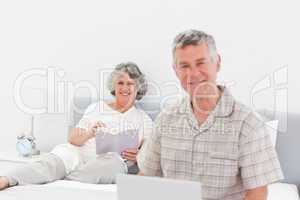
[138,30,283,200]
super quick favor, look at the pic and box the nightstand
[0,151,46,174]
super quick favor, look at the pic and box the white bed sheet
[268,183,299,200]
[0,181,298,200]
[0,180,117,200]
[47,180,117,192]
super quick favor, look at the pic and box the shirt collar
[212,86,235,117]
[178,86,235,132]
[180,86,234,117]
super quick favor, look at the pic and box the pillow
[265,120,279,147]
[267,183,299,200]
[33,113,69,152]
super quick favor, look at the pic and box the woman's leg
[0,153,66,189]
[66,153,127,184]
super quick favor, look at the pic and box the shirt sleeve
[138,113,163,176]
[239,116,284,189]
[139,112,154,140]
[75,103,98,130]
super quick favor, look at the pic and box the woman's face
[114,72,138,105]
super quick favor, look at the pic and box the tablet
[95,129,139,155]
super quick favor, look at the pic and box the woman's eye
[118,81,124,85]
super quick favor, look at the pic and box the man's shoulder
[154,97,187,123]
[232,100,265,129]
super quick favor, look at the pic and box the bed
[0,97,299,200]
[0,181,298,200]
[0,180,117,200]
[0,177,298,200]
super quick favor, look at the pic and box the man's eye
[118,82,124,85]
[180,65,189,68]
[197,62,204,66]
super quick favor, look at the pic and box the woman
[0,62,153,190]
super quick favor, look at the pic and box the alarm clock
[16,135,40,157]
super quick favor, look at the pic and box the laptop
[116,174,202,200]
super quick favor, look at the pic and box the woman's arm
[68,121,104,146]
[68,127,95,146]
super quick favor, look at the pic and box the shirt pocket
[204,151,239,188]
[161,146,192,178]
[209,151,238,161]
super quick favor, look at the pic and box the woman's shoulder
[83,100,111,115]
[133,106,153,121]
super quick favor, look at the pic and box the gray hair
[172,29,218,64]
[107,62,147,100]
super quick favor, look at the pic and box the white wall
[0,0,299,152]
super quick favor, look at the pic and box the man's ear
[173,64,179,78]
[216,54,221,72]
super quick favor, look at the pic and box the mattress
[268,183,299,200]
[0,180,117,200]
[0,181,298,200]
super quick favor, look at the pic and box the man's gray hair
[107,62,147,100]
[172,29,218,64]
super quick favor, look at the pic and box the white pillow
[33,113,69,152]
[268,183,299,200]
[265,120,279,147]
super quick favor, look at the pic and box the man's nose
[187,66,201,77]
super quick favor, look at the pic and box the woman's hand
[122,148,139,163]
[86,121,105,137]
[68,121,105,146]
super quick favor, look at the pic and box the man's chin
[188,90,220,99]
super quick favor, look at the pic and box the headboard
[68,97,300,189]
[258,110,300,190]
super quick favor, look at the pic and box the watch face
[16,138,33,157]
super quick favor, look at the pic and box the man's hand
[122,148,139,163]
[244,186,268,200]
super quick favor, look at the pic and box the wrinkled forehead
[174,43,211,62]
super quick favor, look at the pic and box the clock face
[16,138,33,157]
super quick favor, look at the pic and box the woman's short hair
[107,62,147,100]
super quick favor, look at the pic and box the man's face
[174,43,220,98]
